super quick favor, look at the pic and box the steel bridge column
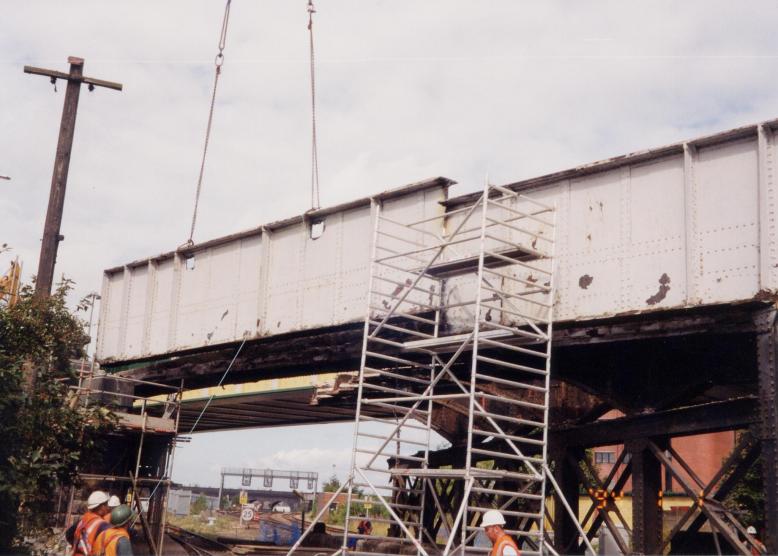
[550,441,581,554]
[757,309,778,553]
[628,439,663,555]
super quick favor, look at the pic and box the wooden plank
[116,411,176,434]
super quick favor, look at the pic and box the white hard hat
[87,491,110,510]
[108,495,121,508]
[747,526,757,535]
[481,510,506,528]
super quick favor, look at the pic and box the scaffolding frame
[288,181,591,556]
[64,372,183,556]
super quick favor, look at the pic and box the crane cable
[307,0,321,210]
[186,0,232,246]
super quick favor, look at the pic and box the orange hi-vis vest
[72,512,107,556]
[92,528,130,556]
[490,532,521,556]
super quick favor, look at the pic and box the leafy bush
[191,494,209,515]
[724,432,764,532]
[0,280,115,551]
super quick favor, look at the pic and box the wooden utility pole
[25,56,122,297]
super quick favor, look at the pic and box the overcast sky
[3,1,778,487]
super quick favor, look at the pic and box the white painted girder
[97,121,778,363]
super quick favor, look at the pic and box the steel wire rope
[185,0,232,246]
[307,0,321,210]
[132,336,246,531]
[187,336,248,434]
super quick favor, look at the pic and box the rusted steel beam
[117,323,367,392]
[571,453,631,556]
[576,450,632,552]
[756,308,778,553]
[548,444,582,554]
[648,440,756,556]
[110,302,768,396]
[551,397,758,448]
[554,301,766,347]
[629,439,664,555]
[671,436,761,553]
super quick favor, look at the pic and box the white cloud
[5,2,778,317]
[250,447,353,473]
[4,1,778,483]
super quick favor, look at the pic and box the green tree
[190,494,209,515]
[0,279,115,551]
[323,474,341,492]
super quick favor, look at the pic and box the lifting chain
[185,0,232,246]
[308,0,321,210]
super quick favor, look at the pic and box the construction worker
[481,510,520,556]
[71,491,112,556]
[66,494,121,547]
[747,526,766,555]
[92,504,136,556]
[357,519,373,536]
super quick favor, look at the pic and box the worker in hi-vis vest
[71,491,112,556]
[92,504,136,556]
[482,510,521,556]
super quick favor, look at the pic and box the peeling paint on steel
[646,273,671,306]
[579,275,594,290]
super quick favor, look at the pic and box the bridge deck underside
[127,300,768,436]
[176,387,389,433]
[115,300,762,399]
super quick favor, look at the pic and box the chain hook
[307,0,315,30]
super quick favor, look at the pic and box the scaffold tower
[289,180,589,556]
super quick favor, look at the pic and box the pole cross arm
[24,62,123,91]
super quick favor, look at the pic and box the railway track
[167,514,344,556]
[256,511,343,535]
[167,524,231,556]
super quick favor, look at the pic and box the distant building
[168,489,193,516]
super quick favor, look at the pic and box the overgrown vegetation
[0,279,115,552]
[191,494,209,515]
[322,474,341,492]
[724,432,764,532]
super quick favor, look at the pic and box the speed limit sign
[241,506,255,522]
